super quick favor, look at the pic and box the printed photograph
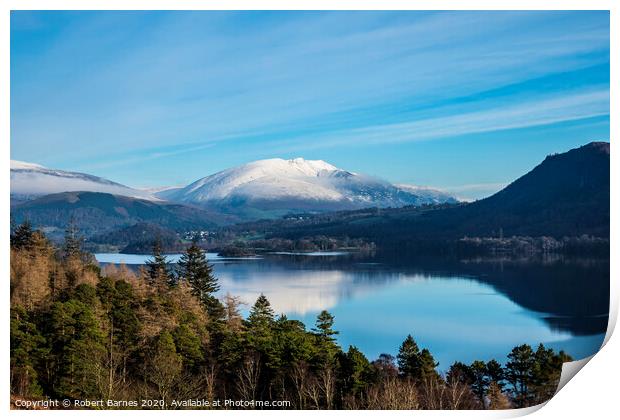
[9,10,610,410]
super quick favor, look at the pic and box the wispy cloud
[10,11,610,187]
[73,141,216,171]
[264,89,609,153]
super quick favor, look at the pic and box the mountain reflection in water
[96,252,608,367]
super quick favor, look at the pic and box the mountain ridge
[165,157,457,218]
[249,142,610,247]
[10,160,157,202]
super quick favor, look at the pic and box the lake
[94,252,609,370]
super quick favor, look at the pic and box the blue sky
[10,11,609,199]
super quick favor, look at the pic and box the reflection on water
[95,252,609,368]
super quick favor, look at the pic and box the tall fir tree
[11,220,34,251]
[470,360,490,408]
[486,359,504,392]
[419,348,439,380]
[396,334,438,381]
[247,294,275,327]
[504,344,535,407]
[146,239,173,286]
[397,334,420,378]
[311,310,339,366]
[177,241,222,317]
[245,294,277,368]
[312,310,338,341]
[63,217,83,259]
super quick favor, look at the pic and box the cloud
[266,89,609,153]
[73,141,216,171]
[10,11,610,186]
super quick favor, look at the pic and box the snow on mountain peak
[178,157,345,202]
[11,160,158,202]
[10,160,47,170]
[168,157,458,212]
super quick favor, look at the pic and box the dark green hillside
[433,141,610,238]
[90,222,181,253]
[11,191,236,238]
[241,142,609,251]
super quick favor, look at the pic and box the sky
[10,11,610,200]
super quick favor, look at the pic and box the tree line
[10,221,571,409]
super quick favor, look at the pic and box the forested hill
[250,142,610,248]
[11,191,236,238]
[445,141,610,238]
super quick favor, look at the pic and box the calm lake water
[94,252,609,370]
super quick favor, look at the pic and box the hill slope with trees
[234,142,609,254]
[10,222,571,410]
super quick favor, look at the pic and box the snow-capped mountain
[10,160,157,202]
[164,158,457,218]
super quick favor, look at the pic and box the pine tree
[177,241,221,316]
[311,310,339,367]
[146,331,183,403]
[446,361,473,385]
[312,310,338,341]
[10,306,46,397]
[505,344,535,407]
[247,294,275,327]
[470,360,490,408]
[49,297,107,399]
[419,348,439,380]
[530,343,572,404]
[396,335,439,382]
[397,334,420,378]
[245,294,277,374]
[486,359,504,391]
[146,239,172,286]
[11,220,34,251]
[63,217,83,259]
[339,345,372,396]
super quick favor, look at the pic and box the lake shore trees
[10,221,570,410]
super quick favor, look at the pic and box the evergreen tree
[172,324,204,372]
[396,335,439,382]
[246,294,275,342]
[63,217,83,259]
[446,361,474,385]
[339,345,373,396]
[397,334,420,378]
[530,343,572,404]
[146,331,183,403]
[505,344,535,407]
[470,360,490,408]
[11,220,34,251]
[247,294,275,330]
[146,239,172,286]
[419,349,439,380]
[243,294,277,392]
[177,241,222,317]
[311,310,339,367]
[10,306,46,397]
[486,359,504,392]
[273,316,314,366]
[312,310,338,341]
[47,297,107,399]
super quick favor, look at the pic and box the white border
[2,2,616,419]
